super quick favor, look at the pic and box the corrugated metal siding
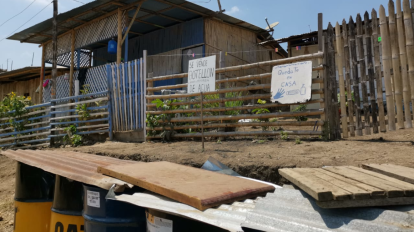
[93,18,204,66]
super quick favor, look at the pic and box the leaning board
[279,165,414,208]
[98,161,275,210]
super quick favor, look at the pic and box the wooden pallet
[279,165,414,208]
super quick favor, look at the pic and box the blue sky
[0,0,391,70]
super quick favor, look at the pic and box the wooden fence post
[318,13,328,138]
[397,0,413,128]
[379,5,397,131]
[106,64,114,141]
[335,23,348,138]
[349,17,363,136]
[143,50,148,140]
[356,14,371,135]
[403,0,414,127]
[342,19,356,136]
[327,23,341,139]
[372,9,387,132]
[364,12,379,133]
[201,92,204,151]
[388,0,405,129]
[218,51,225,140]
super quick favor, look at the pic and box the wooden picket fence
[334,0,414,138]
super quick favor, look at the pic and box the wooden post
[117,8,123,64]
[342,19,356,136]
[218,51,225,139]
[51,0,58,102]
[388,0,405,129]
[318,13,327,137]
[349,17,363,136]
[372,9,387,132]
[356,14,371,135]
[364,12,379,133]
[335,22,348,138]
[39,45,45,103]
[403,0,414,127]
[327,23,340,139]
[69,30,75,97]
[200,92,204,151]
[397,0,413,128]
[379,5,397,131]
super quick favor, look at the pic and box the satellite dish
[265,21,279,30]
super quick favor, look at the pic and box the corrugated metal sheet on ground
[1,150,134,191]
[242,188,414,232]
[111,188,414,232]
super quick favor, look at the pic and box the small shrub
[63,125,83,146]
[253,99,271,131]
[258,139,266,144]
[293,104,308,122]
[281,131,289,140]
[295,138,302,144]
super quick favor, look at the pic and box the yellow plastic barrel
[14,162,55,232]
[49,175,84,232]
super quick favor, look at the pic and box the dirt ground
[1,127,414,231]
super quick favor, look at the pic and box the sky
[0,0,392,71]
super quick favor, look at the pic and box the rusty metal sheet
[1,149,135,191]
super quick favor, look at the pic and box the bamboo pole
[147,99,324,115]
[379,5,397,131]
[349,16,363,136]
[39,45,45,103]
[318,13,326,127]
[372,9,387,132]
[155,110,324,124]
[388,0,405,129]
[343,19,356,136]
[396,0,413,128]
[356,14,371,135]
[147,52,324,82]
[335,23,348,138]
[403,0,414,127]
[200,92,204,151]
[69,30,75,97]
[146,85,323,100]
[364,12,379,134]
[150,121,325,131]
[147,130,322,139]
[117,8,122,64]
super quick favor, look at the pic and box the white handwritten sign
[271,61,312,104]
[188,55,216,93]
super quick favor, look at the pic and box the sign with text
[188,55,216,93]
[271,61,312,104]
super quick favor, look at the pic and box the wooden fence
[334,0,414,138]
[145,32,341,140]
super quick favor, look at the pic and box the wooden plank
[323,166,405,197]
[343,19,356,137]
[403,0,414,128]
[335,23,348,138]
[279,169,334,201]
[294,168,364,200]
[312,169,385,199]
[317,196,414,209]
[98,161,275,210]
[347,166,414,197]
[362,164,414,185]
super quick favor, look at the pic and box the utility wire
[0,0,38,28]
[70,0,86,4]
[0,1,53,43]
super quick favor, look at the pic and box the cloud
[227,6,240,15]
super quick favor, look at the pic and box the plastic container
[108,39,117,54]
[14,162,55,232]
[83,184,146,232]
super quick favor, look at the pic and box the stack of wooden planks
[98,161,275,210]
[279,164,414,208]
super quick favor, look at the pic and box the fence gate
[107,59,146,135]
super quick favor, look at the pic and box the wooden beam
[128,16,164,28]
[69,30,75,97]
[128,31,143,35]
[122,2,143,45]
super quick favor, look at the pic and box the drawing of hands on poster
[273,88,285,100]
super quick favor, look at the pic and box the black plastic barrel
[14,162,55,232]
[83,184,146,232]
[49,175,84,232]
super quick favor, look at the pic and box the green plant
[258,139,266,144]
[252,99,271,131]
[203,92,244,116]
[147,99,181,141]
[63,125,83,146]
[281,131,289,140]
[338,91,355,107]
[0,92,32,132]
[76,103,90,119]
[295,138,302,144]
[293,104,308,122]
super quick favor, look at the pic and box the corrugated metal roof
[111,187,414,232]
[0,67,67,82]
[242,188,414,232]
[8,0,267,45]
[1,150,134,191]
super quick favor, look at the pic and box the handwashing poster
[270,61,312,104]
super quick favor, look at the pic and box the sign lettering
[188,55,216,93]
